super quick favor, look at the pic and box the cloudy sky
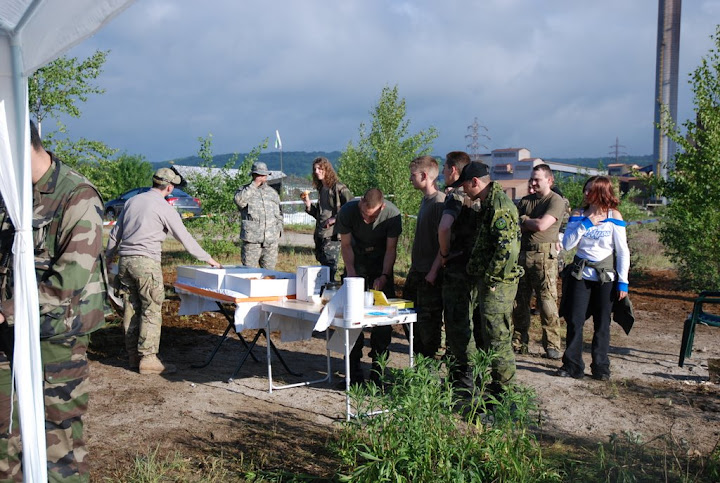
[60,0,720,163]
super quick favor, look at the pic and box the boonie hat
[251,162,271,176]
[449,162,490,188]
[153,167,183,185]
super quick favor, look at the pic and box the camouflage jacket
[0,156,108,339]
[306,182,352,239]
[234,182,283,244]
[467,182,523,286]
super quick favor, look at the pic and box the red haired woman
[557,176,629,381]
[301,157,352,280]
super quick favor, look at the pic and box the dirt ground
[85,267,720,480]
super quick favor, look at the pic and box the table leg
[345,327,351,421]
[228,329,264,382]
[192,302,260,369]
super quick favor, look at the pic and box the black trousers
[345,259,394,382]
[561,277,613,378]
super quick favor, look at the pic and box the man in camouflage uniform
[438,151,479,387]
[512,164,566,359]
[454,162,523,393]
[235,162,283,270]
[0,121,107,481]
[106,168,221,375]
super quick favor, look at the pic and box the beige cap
[153,167,182,185]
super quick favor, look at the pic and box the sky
[58,0,720,164]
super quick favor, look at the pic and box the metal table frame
[174,283,299,382]
[260,299,416,420]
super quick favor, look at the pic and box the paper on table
[327,328,362,354]
[314,283,345,332]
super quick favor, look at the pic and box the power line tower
[465,117,490,161]
[608,137,627,164]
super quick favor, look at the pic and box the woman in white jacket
[556,176,629,381]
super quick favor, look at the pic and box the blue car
[104,187,202,220]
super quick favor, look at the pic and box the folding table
[174,282,299,382]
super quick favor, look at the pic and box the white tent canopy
[0,1,134,479]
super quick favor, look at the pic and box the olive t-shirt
[517,190,566,245]
[410,190,446,272]
[336,199,402,256]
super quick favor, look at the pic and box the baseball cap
[449,162,490,188]
[153,167,183,185]
[251,162,271,176]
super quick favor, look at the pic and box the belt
[521,242,553,253]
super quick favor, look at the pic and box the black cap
[449,162,490,188]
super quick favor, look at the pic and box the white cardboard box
[176,265,262,290]
[224,270,296,297]
[296,266,330,301]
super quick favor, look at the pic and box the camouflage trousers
[512,250,562,352]
[402,269,443,358]
[313,236,340,281]
[118,256,165,357]
[442,269,480,373]
[0,335,91,482]
[242,241,279,270]
[477,280,518,387]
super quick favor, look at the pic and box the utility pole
[608,137,627,164]
[465,117,490,161]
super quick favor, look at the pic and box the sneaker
[555,367,584,379]
[545,348,562,360]
[592,373,610,381]
[139,354,177,375]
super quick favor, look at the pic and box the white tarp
[0,1,134,479]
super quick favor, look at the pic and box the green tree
[659,26,720,289]
[28,50,116,167]
[182,134,264,257]
[29,50,108,134]
[338,85,438,216]
[79,153,154,202]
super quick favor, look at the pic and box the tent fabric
[0,1,135,479]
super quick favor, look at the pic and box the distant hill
[155,151,655,177]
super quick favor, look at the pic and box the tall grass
[334,353,561,482]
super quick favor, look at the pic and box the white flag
[274,130,282,150]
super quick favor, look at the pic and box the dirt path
[85,269,720,479]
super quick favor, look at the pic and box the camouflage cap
[251,162,271,176]
[153,167,182,185]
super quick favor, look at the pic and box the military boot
[139,354,176,375]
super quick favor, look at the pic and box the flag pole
[275,129,283,175]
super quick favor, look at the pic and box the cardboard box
[296,266,330,301]
[224,271,296,297]
[176,265,261,290]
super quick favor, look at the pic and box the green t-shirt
[517,190,566,245]
[336,199,402,256]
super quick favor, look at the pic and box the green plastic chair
[678,291,720,367]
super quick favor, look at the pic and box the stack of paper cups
[343,277,365,322]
